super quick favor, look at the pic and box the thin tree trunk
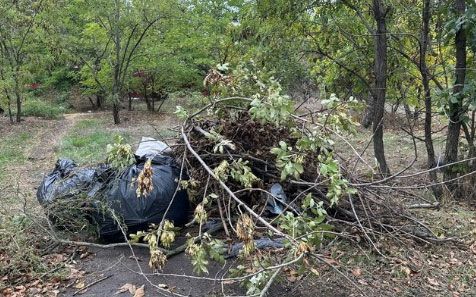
[112,103,120,125]
[420,0,442,198]
[96,94,103,109]
[128,92,133,111]
[144,83,152,111]
[3,90,14,123]
[403,104,412,120]
[444,0,466,193]
[14,74,21,123]
[112,0,121,125]
[372,0,390,176]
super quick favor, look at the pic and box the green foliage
[249,83,294,126]
[186,233,226,275]
[318,152,355,205]
[205,130,236,154]
[320,94,361,133]
[174,106,189,120]
[278,193,333,246]
[106,135,135,170]
[22,99,65,119]
[230,158,259,188]
[271,141,304,180]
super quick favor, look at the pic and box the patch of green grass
[22,99,66,119]
[59,119,129,164]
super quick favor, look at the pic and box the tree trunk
[403,104,412,121]
[112,0,121,125]
[372,0,390,176]
[96,94,103,109]
[112,103,120,125]
[144,84,152,111]
[14,75,21,123]
[4,90,13,123]
[420,0,442,198]
[444,0,466,193]
[128,92,133,111]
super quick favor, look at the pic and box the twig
[259,267,282,297]
[407,203,439,209]
[72,275,112,296]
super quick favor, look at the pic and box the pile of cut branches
[169,65,444,294]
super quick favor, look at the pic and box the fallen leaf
[133,285,145,297]
[323,257,338,265]
[309,267,320,276]
[351,267,362,277]
[115,283,136,295]
[74,282,85,289]
[401,266,411,277]
[470,242,476,255]
[427,277,439,286]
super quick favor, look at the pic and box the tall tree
[371,0,391,176]
[444,0,467,190]
[421,0,442,198]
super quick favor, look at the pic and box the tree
[70,0,161,124]
[0,0,49,122]
[444,0,466,191]
[371,0,391,176]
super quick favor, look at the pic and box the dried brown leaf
[133,285,145,297]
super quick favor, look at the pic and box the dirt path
[7,113,89,198]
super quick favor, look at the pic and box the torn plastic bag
[36,158,111,205]
[226,237,285,258]
[95,154,190,242]
[36,159,113,230]
[266,183,287,215]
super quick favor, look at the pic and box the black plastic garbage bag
[37,158,112,205]
[37,155,190,242]
[36,158,112,230]
[94,154,190,242]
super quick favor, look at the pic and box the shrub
[22,99,65,119]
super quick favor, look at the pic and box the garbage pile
[37,138,189,242]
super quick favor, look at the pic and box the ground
[1,107,476,297]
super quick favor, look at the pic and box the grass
[59,118,130,165]
[22,99,66,119]
[0,131,32,183]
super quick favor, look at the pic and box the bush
[22,99,65,119]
